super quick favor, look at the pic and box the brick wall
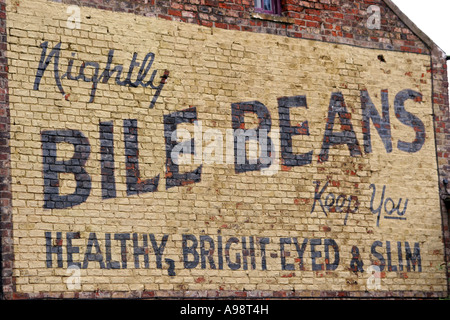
[431,45,450,297]
[0,0,448,299]
[0,0,12,299]
[51,0,430,53]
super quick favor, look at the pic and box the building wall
[0,0,448,299]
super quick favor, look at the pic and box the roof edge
[382,0,447,57]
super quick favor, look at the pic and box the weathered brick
[0,0,448,301]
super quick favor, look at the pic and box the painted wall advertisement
[6,0,446,294]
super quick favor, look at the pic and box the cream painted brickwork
[6,0,447,294]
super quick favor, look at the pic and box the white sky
[391,0,450,54]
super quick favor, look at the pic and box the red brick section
[0,0,13,300]
[0,0,448,299]
[432,46,450,296]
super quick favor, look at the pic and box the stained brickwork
[51,0,430,54]
[0,0,449,299]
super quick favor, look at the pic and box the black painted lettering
[319,92,362,163]
[133,233,149,269]
[64,52,80,81]
[105,233,120,269]
[164,107,202,189]
[200,235,216,269]
[386,241,397,272]
[225,237,240,270]
[98,49,125,85]
[361,89,392,154]
[231,101,273,173]
[310,239,323,271]
[292,238,308,271]
[350,245,364,272]
[79,62,100,103]
[278,95,313,167]
[218,235,224,270]
[36,43,167,108]
[370,241,386,272]
[45,231,63,268]
[82,233,105,269]
[123,119,160,195]
[34,42,65,97]
[246,236,256,270]
[133,52,155,87]
[405,242,422,272]
[324,239,339,271]
[41,130,91,209]
[147,69,169,109]
[114,233,130,269]
[66,232,81,268]
[397,242,404,272]
[394,89,426,153]
[149,234,169,269]
[369,184,385,227]
[259,237,269,271]
[182,234,199,269]
[99,121,117,200]
[280,238,295,271]
[311,181,329,216]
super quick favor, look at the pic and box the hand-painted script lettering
[33,41,169,108]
